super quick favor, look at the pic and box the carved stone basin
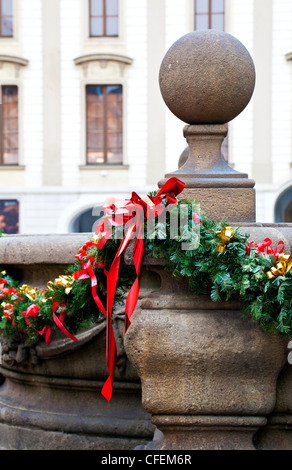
[0,234,155,450]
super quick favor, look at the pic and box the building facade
[0,0,291,234]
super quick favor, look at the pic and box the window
[0,0,13,37]
[86,85,123,165]
[195,0,224,31]
[89,0,118,37]
[0,200,19,234]
[0,85,18,165]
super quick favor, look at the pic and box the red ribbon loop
[71,177,184,400]
[246,238,285,259]
[22,304,52,344]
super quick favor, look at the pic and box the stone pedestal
[124,30,292,451]
[124,267,287,450]
[159,124,255,222]
[254,362,292,450]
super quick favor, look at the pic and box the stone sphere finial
[159,30,256,125]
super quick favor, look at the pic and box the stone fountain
[0,30,291,451]
[124,30,292,451]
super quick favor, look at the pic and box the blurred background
[0,0,291,235]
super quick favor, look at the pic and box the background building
[0,0,291,234]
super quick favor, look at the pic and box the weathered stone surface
[124,267,288,450]
[178,187,256,223]
[159,124,256,222]
[0,318,155,450]
[264,224,292,250]
[0,233,91,288]
[149,415,267,451]
[0,234,155,450]
[0,422,145,451]
[254,362,292,450]
[159,30,256,125]
[178,147,189,168]
[0,233,90,264]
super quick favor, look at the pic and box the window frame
[0,84,19,165]
[0,0,13,38]
[85,84,123,165]
[89,0,119,38]
[195,0,225,31]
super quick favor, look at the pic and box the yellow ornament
[20,285,38,301]
[48,275,74,295]
[267,253,292,279]
[92,232,103,244]
[215,227,235,253]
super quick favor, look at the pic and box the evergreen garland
[0,196,291,346]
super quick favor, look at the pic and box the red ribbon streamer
[72,177,184,400]
[98,177,185,401]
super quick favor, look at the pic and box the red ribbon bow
[0,278,8,289]
[74,177,185,401]
[246,238,285,259]
[22,304,48,341]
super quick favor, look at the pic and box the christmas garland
[0,177,291,400]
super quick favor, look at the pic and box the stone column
[158,30,256,223]
[124,30,289,450]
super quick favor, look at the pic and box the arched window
[69,207,103,233]
[275,187,292,223]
